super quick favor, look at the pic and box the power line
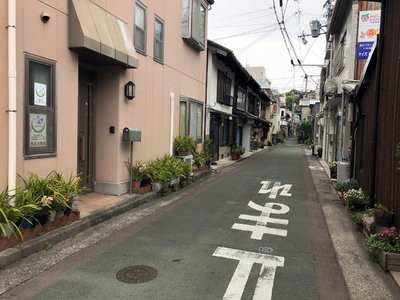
[213,24,279,41]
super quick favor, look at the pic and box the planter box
[379,251,400,272]
[132,181,152,194]
[231,153,241,161]
[0,211,81,253]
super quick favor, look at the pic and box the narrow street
[2,140,349,300]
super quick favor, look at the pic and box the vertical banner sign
[357,10,381,60]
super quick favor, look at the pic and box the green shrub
[0,189,39,238]
[335,180,360,193]
[17,172,82,213]
[147,155,191,183]
[366,227,400,256]
[351,212,364,226]
[126,161,149,182]
[193,151,209,168]
[174,136,196,156]
[231,145,245,155]
[345,189,369,210]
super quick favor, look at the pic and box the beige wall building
[1,0,213,195]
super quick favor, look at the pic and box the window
[134,3,146,54]
[154,18,164,63]
[181,0,207,51]
[236,87,247,111]
[179,98,203,142]
[217,71,233,106]
[25,57,56,157]
[333,32,346,75]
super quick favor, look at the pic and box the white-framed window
[154,18,164,63]
[179,98,203,142]
[134,2,146,54]
[181,0,207,51]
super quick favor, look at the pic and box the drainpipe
[7,0,17,201]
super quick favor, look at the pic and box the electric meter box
[122,128,142,142]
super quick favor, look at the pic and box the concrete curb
[307,155,399,299]
[0,170,212,269]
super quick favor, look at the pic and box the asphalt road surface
[2,140,350,300]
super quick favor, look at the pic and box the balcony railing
[218,95,234,107]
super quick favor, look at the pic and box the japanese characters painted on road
[258,181,292,199]
[213,247,285,300]
[232,201,290,239]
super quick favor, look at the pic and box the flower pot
[375,212,394,227]
[379,251,400,272]
[152,182,163,193]
[160,182,171,196]
[132,180,152,194]
[231,153,241,161]
[48,210,56,223]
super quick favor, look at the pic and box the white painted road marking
[258,181,292,199]
[232,202,290,239]
[213,247,285,300]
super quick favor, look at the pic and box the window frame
[179,97,204,143]
[24,55,57,159]
[154,16,165,64]
[134,1,147,55]
[181,0,207,51]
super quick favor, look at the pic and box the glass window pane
[181,0,190,37]
[196,103,203,140]
[135,5,145,29]
[135,28,145,51]
[155,20,163,41]
[29,61,51,107]
[190,103,197,139]
[200,4,206,44]
[180,102,187,136]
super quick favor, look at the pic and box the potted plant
[148,157,172,195]
[193,151,209,171]
[174,136,196,157]
[231,145,244,161]
[328,161,337,179]
[126,161,152,194]
[366,227,400,271]
[369,204,394,227]
[344,188,369,211]
[335,180,359,202]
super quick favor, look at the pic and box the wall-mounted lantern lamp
[125,81,135,100]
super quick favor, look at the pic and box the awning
[69,0,138,68]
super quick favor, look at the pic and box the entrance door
[78,70,95,189]
[210,113,220,161]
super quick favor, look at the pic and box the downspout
[7,0,17,201]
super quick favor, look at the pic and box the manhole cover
[116,265,158,284]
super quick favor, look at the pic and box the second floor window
[236,87,247,111]
[154,19,164,63]
[135,3,146,54]
[181,0,207,51]
[217,71,232,106]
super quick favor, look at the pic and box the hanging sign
[357,10,381,60]
[34,82,47,106]
[29,113,47,148]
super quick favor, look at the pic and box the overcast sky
[208,0,327,93]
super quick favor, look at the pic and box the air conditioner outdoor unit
[337,161,351,182]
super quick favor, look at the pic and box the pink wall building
[1,0,213,195]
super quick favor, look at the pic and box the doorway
[78,69,96,189]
